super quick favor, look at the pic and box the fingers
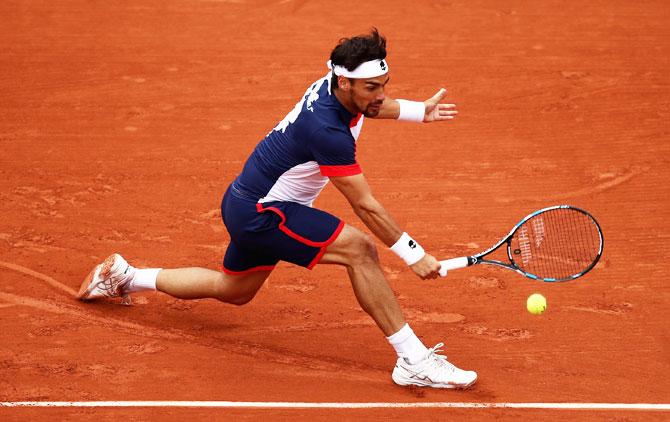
[439,105,458,117]
[411,254,443,279]
[417,260,442,279]
[432,104,458,121]
[431,87,447,103]
[425,88,457,122]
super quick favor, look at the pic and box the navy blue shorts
[220,185,344,274]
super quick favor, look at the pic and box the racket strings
[512,208,601,279]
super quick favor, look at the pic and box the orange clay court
[0,1,668,421]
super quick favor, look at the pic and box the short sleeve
[310,126,362,177]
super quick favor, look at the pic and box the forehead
[358,73,390,86]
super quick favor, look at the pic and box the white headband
[326,59,389,79]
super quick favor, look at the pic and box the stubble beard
[363,101,383,117]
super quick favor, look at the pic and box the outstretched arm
[329,173,441,279]
[374,88,458,122]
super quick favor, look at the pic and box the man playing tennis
[78,29,477,389]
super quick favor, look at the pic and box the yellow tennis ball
[526,293,547,315]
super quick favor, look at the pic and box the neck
[333,87,358,115]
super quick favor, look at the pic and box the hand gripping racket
[439,205,603,282]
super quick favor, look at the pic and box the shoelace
[96,265,132,296]
[425,343,456,373]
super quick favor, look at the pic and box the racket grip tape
[438,257,470,277]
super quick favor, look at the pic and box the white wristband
[390,232,426,266]
[396,99,425,122]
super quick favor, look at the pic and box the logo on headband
[380,60,387,71]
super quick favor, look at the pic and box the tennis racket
[439,205,603,282]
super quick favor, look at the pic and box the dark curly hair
[329,28,387,89]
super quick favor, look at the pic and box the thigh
[221,191,344,271]
[223,239,279,274]
[318,224,372,266]
[250,201,344,270]
[222,188,282,274]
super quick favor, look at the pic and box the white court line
[0,402,668,410]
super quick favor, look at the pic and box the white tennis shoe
[392,343,477,389]
[77,253,135,304]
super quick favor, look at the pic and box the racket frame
[440,205,604,282]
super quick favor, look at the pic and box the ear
[338,75,350,90]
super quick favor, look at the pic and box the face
[341,73,389,117]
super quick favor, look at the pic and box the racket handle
[439,257,470,277]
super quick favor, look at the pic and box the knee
[346,231,380,266]
[212,273,259,306]
[226,293,256,306]
[219,288,258,306]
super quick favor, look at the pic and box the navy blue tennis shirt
[233,74,365,207]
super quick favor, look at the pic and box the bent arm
[372,89,457,122]
[329,173,402,246]
[330,173,442,278]
[374,97,402,120]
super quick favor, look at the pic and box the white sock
[127,268,161,292]
[386,323,429,364]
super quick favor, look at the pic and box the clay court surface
[1,0,669,420]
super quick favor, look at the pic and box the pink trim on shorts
[222,265,276,275]
[307,220,345,269]
[256,203,341,248]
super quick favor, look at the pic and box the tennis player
[79,29,477,389]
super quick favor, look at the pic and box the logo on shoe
[410,373,434,383]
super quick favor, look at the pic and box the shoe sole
[392,373,477,389]
[76,254,117,300]
[394,379,477,389]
